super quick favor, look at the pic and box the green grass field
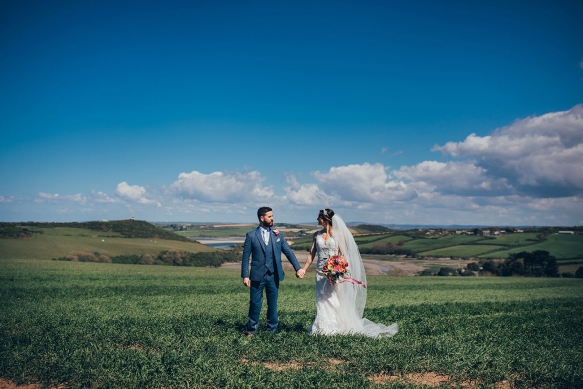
[420,244,507,258]
[290,232,583,260]
[402,235,485,252]
[483,234,583,259]
[356,235,413,249]
[1,259,582,388]
[0,227,213,261]
[476,233,539,246]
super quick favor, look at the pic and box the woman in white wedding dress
[301,209,398,337]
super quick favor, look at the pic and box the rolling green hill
[483,234,583,259]
[7,220,192,242]
[421,244,507,258]
[0,222,214,261]
[402,235,485,252]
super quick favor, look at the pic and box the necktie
[263,229,269,245]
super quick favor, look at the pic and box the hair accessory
[322,209,328,217]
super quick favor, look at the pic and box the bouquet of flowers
[322,255,349,285]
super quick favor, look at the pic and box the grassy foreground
[1,259,582,388]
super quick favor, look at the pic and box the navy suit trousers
[247,270,279,334]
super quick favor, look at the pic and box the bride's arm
[302,232,318,272]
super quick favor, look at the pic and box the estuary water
[190,237,246,250]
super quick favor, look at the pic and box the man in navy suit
[241,206,305,337]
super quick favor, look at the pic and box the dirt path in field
[361,259,425,276]
[0,378,65,389]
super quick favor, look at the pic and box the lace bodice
[316,231,339,268]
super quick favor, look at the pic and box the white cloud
[313,163,417,203]
[170,170,274,202]
[283,175,339,206]
[36,192,87,204]
[115,182,146,200]
[432,104,583,197]
[0,196,16,203]
[16,106,583,225]
[115,182,159,205]
[89,191,118,203]
[395,160,512,196]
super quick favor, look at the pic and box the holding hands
[296,268,305,278]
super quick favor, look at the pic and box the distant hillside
[351,224,392,234]
[0,227,215,262]
[0,223,35,239]
[10,220,191,242]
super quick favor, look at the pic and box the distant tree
[508,258,525,275]
[367,242,414,256]
[66,251,99,262]
[158,250,188,266]
[575,266,583,278]
[437,267,457,276]
[467,262,480,271]
[508,250,557,277]
[97,254,111,263]
[140,254,155,265]
[482,260,497,273]
[397,239,405,246]
[537,234,547,242]
[562,272,575,278]
[473,228,481,236]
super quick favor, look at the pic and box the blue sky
[1,0,582,225]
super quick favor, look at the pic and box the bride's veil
[333,213,398,337]
[332,214,367,317]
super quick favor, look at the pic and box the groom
[241,206,305,337]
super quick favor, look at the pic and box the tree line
[54,249,242,267]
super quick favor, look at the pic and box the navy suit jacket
[241,227,301,281]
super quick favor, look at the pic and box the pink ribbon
[340,277,367,288]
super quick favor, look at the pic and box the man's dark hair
[257,206,272,220]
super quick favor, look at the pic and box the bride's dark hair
[318,208,335,225]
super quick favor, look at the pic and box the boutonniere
[273,229,280,236]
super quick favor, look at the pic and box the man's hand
[296,269,305,279]
[243,277,251,287]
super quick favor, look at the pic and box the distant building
[483,231,491,236]
[558,231,574,234]
[515,229,524,233]
[102,219,108,222]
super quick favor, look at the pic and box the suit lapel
[256,228,266,253]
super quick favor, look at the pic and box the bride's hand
[296,268,305,279]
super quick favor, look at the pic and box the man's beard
[261,220,273,228]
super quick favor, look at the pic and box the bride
[301,209,398,337]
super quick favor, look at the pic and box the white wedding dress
[308,215,398,337]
